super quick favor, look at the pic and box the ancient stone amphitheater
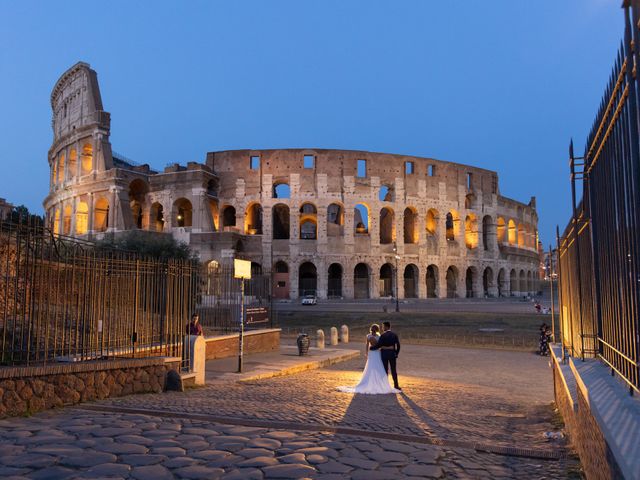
[44,62,541,300]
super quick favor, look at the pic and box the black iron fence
[198,265,274,334]
[558,1,640,394]
[0,220,197,366]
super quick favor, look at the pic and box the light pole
[549,244,557,343]
[393,242,400,312]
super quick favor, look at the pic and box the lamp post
[549,244,556,343]
[393,242,400,313]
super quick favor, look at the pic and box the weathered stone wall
[0,357,180,418]
[551,354,625,480]
[205,329,280,360]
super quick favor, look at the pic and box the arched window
[446,266,458,298]
[75,201,88,234]
[508,219,517,245]
[328,263,343,298]
[58,153,65,184]
[379,185,394,202]
[245,203,263,235]
[464,214,478,249]
[222,206,236,228]
[379,207,395,244]
[496,217,506,243]
[404,264,419,298]
[355,204,369,234]
[81,144,93,174]
[354,263,370,299]
[299,262,317,296]
[53,208,61,235]
[273,182,290,199]
[299,203,317,215]
[299,203,317,240]
[63,204,72,235]
[426,209,438,236]
[517,223,525,247]
[150,202,164,232]
[403,207,418,244]
[426,265,438,298]
[272,204,290,239]
[94,198,109,232]
[173,198,193,227]
[379,264,394,297]
[68,149,77,180]
[129,179,149,229]
[327,203,344,237]
[446,211,459,241]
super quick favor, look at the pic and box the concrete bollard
[340,325,349,344]
[316,329,325,349]
[330,327,339,346]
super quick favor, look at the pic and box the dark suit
[370,330,401,388]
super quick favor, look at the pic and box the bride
[337,324,400,394]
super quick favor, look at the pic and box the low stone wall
[551,347,632,480]
[0,357,180,418]
[205,328,280,360]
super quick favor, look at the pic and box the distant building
[44,62,541,300]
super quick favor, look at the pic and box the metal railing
[0,219,197,366]
[558,1,640,394]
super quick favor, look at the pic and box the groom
[370,321,401,390]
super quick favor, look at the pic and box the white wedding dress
[337,334,400,394]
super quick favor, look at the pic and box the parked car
[301,295,317,305]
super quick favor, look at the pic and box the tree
[95,230,196,261]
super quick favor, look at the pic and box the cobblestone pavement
[0,409,577,479]
[0,346,581,478]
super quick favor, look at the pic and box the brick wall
[205,328,280,360]
[0,357,180,418]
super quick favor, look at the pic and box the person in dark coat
[186,313,203,336]
[370,321,401,390]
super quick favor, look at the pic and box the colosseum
[44,62,541,300]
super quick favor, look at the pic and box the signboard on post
[246,307,269,325]
[233,258,252,373]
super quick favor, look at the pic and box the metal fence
[558,1,640,394]
[198,265,274,334]
[0,220,197,366]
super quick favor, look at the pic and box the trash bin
[297,333,310,356]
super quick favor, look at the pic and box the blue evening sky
[0,0,622,245]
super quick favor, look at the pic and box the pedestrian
[538,322,549,356]
[186,313,203,336]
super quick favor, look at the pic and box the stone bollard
[316,329,325,349]
[185,335,206,386]
[330,327,339,346]
[340,325,349,344]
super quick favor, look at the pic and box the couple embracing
[338,321,401,394]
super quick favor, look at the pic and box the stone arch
[53,208,60,235]
[446,266,458,298]
[466,266,478,298]
[482,215,492,250]
[379,263,394,297]
[81,143,93,173]
[403,207,418,244]
[465,213,478,249]
[497,268,507,297]
[57,152,65,184]
[150,202,164,232]
[426,208,438,236]
[527,270,533,293]
[328,263,343,298]
[173,198,193,228]
[517,223,525,247]
[426,265,438,298]
[379,207,395,244]
[482,267,494,297]
[496,217,506,244]
[128,179,149,229]
[299,262,318,296]
[508,219,517,245]
[327,203,344,237]
[519,270,526,296]
[379,184,394,202]
[300,203,317,240]
[245,203,263,235]
[208,199,219,231]
[403,264,419,298]
[273,182,290,199]
[75,200,88,234]
[68,149,77,180]
[94,197,109,232]
[63,204,72,235]
[354,263,370,299]
[446,210,460,241]
[510,269,518,295]
[222,205,236,229]
[354,204,369,234]
[272,204,290,239]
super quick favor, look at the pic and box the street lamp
[393,242,400,312]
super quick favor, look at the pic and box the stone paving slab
[0,409,579,479]
[205,346,359,384]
